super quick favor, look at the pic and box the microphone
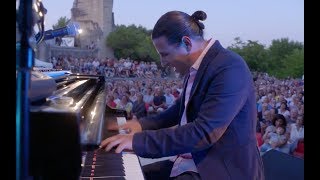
[35,22,81,41]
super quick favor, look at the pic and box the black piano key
[85,154,123,159]
[85,157,124,162]
[81,169,125,177]
[82,165,125,171]
[86,151,122,156]
[84,159,123,166]
[80,178,125,180]
[93,178,125,180]
[81,169,123,175]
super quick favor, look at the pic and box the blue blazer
[133,41,264,180]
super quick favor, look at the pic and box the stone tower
[71,0,114,58]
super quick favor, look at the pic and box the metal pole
[16,0,33,179]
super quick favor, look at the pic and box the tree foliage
[266,38,303,76]
[52,16,70,29]
[106,25,159,63]
[228,37,304,79]
[281,48,304,78]
[229,38,269,72]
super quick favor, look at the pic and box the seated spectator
[269,107,277,120]
[259,110,273,135]
[298,103,304,116]
[116,95,133,118]
[263,114,288,137]
[287,108,299,125]
[106,94,116,108]
[164,88,175,108]
[148,88,166,113]
[150,62,158,71]
[278,102,290,120]
[171,87,180,99]
[145,70,153,79]
[257,96,273,114]
[129,88,138,103]
[289,96,300,112]
[112,91,121,106]
[131,93,147,119]
[143,87,154,105]
[288,115,304,153]
[104,62,115,77]
[260,125,288,154]
[136,65,145,78]
[275,94,286,109]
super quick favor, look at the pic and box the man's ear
[181,36,191,52]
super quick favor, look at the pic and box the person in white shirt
[164,87,175,108]
[288,115,304,153]
[143,87,154,105]
[278,102,290,120]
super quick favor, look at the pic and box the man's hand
[120,116,142,134]
[99,116,142,153]
[100,134,134,153]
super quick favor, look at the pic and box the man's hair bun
[191,11,207,29]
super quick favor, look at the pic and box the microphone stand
[16,0,33,179]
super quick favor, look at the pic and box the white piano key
[122,153,145,180]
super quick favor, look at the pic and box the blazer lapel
[178,73,190,117]
[189,40,223,100]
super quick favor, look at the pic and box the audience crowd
[49,55,175,79]
[49,55,304,158]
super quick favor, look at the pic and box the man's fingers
[115,142,126,153]
[99,134,133,153]
[105,138,122,152]
[100,136,117,149]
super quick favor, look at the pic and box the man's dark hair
[152,10,207,45]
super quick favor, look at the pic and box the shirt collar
[190,38,215,71]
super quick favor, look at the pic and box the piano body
[29,72,145,179]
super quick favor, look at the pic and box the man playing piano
[100,10,264,180]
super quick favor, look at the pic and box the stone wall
[49,45,98,58]
[71,0,115,59]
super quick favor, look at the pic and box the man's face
[153,36,189,75]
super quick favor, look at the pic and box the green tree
[134,36,159,62]
[228,37,304,78]
[228,38,268,72]
[242,40,269,72]
[266,38,304,75]
[52,16,70,29]
[279,48,304,78]
[228,37,245,56]
[229,37,246,50]
[106,24,159,62]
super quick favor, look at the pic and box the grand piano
[28,72,145,180]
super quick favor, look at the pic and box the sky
[39,0,303,47]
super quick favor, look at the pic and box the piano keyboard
[80,149,145,180]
